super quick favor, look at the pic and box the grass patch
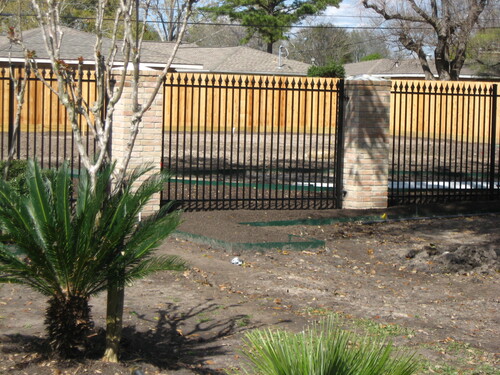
[418,339,499,375]
[237,315,419,375]
[302,310,415,339]
[236,315,251,327]
[353,318,415,338]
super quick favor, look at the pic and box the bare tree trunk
[3,26,29,180]
[102,281,124,362]
[102,0,196,362]
[13,0,194,362]
[267,42,273,54]
[362,0,488,81]
[3,67,28,179]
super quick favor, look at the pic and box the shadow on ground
[2,301,254,374]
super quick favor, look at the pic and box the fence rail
[162,73,344,210]
[390,80,499,205]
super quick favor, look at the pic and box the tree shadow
[1,301,258,374]
[1,334,50,370]
[116,301,253,372]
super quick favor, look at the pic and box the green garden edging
[239,211,500,227]
[173,230,325,252]
[239,215,385,227]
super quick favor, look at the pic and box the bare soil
[1,206,499,375]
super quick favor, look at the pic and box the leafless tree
[362,0,489,80]
[146,0,207,42]
[286,25,391,65]
[3,31,29,179]
[185,18,268,50]
[2,0,29,179]
[147,0,189,41]
[17,0,196,189]
[10,0,196,362]
[287,24,352,66]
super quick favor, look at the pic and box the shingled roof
[344,58,484,79]
[0,26,310,76]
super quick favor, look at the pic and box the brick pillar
[111,69,164,216]
[341,79,391,209]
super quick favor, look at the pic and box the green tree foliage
[0,160,185,357]
[203,0,342,53]
[467,28,500,76]
[360,52,384,62]
[307,60,345,78]
[0,0,38,31]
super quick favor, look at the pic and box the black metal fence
[389,81,499,205]
[161,74,344,210]
[0,67,99,176]
[4,67,499,211]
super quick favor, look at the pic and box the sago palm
[0,160,184,357]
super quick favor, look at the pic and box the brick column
[111,69,164,216]
[341,79,391,209]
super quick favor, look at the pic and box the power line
[1,13,499,31]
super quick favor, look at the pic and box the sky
[319,0,375,28]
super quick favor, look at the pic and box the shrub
[360,53,384,62]
[307,61,345,78]
[0,159,54,196]
[239,316,419,375]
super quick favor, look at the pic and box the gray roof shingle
[344,58,480,78]
[0,26,310,75]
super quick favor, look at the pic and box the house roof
[343,58,493,79]
[0,27,310,76]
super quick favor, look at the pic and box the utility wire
[1,13,499,31]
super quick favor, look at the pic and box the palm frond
[122,255,187,285]
[123,208,181,260]
[1,160,184,357]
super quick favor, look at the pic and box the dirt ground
[1,204,499,375]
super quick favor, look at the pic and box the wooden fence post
[341,78,391,209]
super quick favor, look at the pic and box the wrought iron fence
[390,80,499,205]
[0,67,99,176]
[161,73,344,210]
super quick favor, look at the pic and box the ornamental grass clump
[239,316,419,375]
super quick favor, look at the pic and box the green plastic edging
[239,215,384,227]
[173,230,325,252]
[239,211,500,227]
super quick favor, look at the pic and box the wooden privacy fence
[2,65,499,210]
[389,79,499,205]
[0,67,99,168]
[164,73,341,134]
[391,80,499,142]
[0,67,98,133]
[162,73,345,210]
